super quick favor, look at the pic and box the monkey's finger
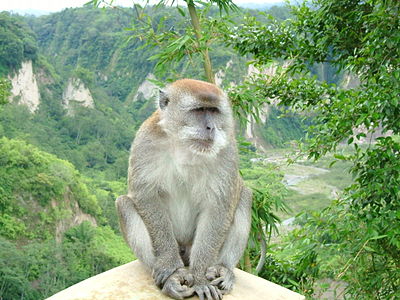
[179,286,195,298]
[156,273,170,287]
[198,292,205,300]
[162,273,173,285]
[181,273,194,286]
[204,286,212,300]
[206,272,217,281]
[220,288,230,295]
[163,283,192,299]
[162,286,183,300]
[155,275,163,287]
[187,273,195,286]
[218,288,223,299]
[206,266,218,280]
[210,277,224,286]
[195,288,205,300]
[210,285,222,300]
[172,283,191,293]
[220,277,234,293]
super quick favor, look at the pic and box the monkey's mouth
[196,139,213,147]
[190,138,214,151]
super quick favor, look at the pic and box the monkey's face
[158,84,233,157]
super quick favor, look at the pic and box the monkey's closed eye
[192,107,219,113]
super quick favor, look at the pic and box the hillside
[0,137,134,299]
[2,7,257,180]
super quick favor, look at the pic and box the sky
[0,0,284,13]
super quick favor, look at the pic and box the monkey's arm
[189,167,240,277]
[129,189,184,287]
[189,203,233,300]
[190,205,233,276]
[206,185,252,294]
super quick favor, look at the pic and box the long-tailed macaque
[116,79,252,300]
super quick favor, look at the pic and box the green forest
[0,0,399,299]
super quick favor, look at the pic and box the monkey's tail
[255,232,267,274]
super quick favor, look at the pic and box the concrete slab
[47,260,305,300]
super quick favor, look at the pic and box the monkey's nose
[206,126,215,140]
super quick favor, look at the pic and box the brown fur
[171,79,222,104]
[140,110,165,138]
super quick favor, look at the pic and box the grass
[279,190,331,219]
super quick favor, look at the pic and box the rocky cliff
[9,60,40,112]
[63,78,95,113]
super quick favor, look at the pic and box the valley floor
[262,148,352,220]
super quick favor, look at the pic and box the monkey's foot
[152,260,184,288]
[206,265,235,294]
[193,280,223,300]
[162,268,194,299]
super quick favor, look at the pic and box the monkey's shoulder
[137,110,165,139]
[127,112,166,169]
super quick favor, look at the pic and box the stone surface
[9,60,40,113]
[132,73,158,102]
[63,78,94,112]
[47,260,305,300]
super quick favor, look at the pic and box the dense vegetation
[0,12,38,75]
[0,137,134,299]
[229,0,400,298]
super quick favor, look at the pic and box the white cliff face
[247,61,291,78]
[215,60,233,87]
[342,72,360,89]
[63,78,94,111]
[133,73,158,102]
[9,60,40,113]
[244,63,283,148]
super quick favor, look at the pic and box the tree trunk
[244,250,252,273]
[187,1,215,84]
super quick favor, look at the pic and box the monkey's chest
[155,151,216,244]
[165,189,199,245]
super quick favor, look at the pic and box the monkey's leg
[117,193,183,286]
[116,195,194,299]
[206,186,252,294]
[189,197,242,300]
[116,195,155,267]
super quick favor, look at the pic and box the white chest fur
[149,145,218,244]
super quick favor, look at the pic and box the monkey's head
[157,79,234,157]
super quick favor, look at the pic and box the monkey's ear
[159,90,169,110]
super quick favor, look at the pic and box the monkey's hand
[153,256,184,288]
[162,268,195,299]
[193,276,223,300]
[206,265,235,295]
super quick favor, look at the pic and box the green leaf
[369,235,387,240]
[177,6,186,17]
[333,154,346,160]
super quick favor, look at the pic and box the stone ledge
[47,260,305,300]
